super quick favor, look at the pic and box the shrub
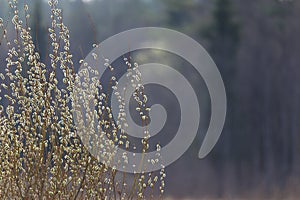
[0,0,165,199]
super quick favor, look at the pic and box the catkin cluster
[0,0,166,199]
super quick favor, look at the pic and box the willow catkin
[0,0,165,199]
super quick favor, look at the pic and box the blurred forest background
[1,0,300,199]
